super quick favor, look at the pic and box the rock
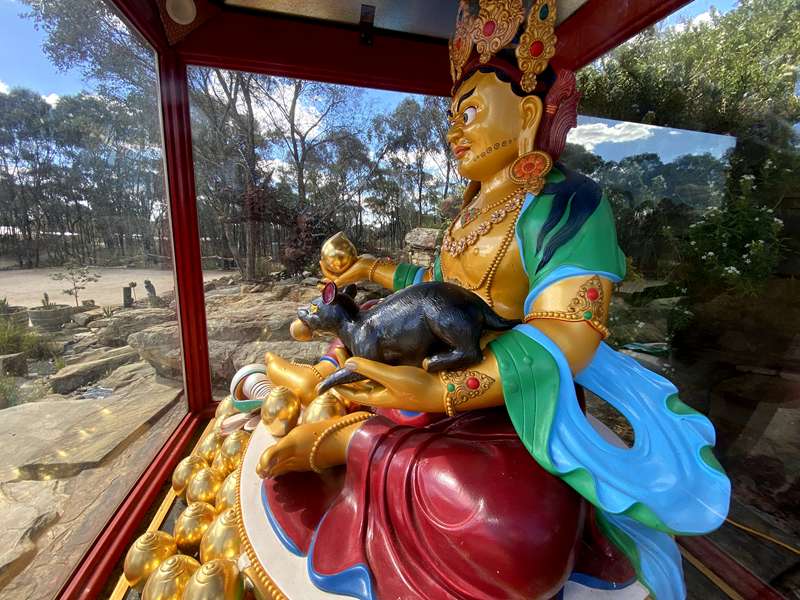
[96,361,155,391]
[71,332,99,353]
[127,323,181,381]
[404,227,441,268]
[71,308,104,327]
[49,346,140,394]
[0,375,182,481]
[87,317,110,330]
[96,308,175,347]
[232,340,330,367]
[645,296,685,311]
[0,480,64,589]
[301,277,319,286]
[0,353,27,377]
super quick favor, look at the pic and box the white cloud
[567,121,657,151]
[672,11,712,33]
[0,80,8,94]
[42,93,60,107]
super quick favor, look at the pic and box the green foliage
[50,264,101,307]
[0,320,52,360]
[40,293,53,308]
[102,306,114,318]
[53,356,66,372]
[0,377,18,408]
[673,181,784,297]
[0,298,8,312]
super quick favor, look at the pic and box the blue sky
[1,0,739,162]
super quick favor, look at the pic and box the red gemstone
[483,20,496,36]
[586,287,599,301]
[530,40,544,57]
[466,377,481,390]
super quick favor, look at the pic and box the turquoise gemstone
[447,383,456,392]
[539,4,549,20]
[583,310,593,320]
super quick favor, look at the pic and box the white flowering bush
[678,182,783,296]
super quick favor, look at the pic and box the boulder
[0,480,64,589]
[0,353,27,377]
[49,346,140,394]
[127,323,181,381]
[96,361,156,391]
[404,227,441,268]
[71,308,104,327]
[96,308,175,347]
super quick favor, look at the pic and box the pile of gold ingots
[123,396,249,600]
[122,384,349,599]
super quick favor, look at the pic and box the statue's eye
[462,106,477,125]
[309,304,319,314]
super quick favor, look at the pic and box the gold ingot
[185,467,225,506]
[123,531,178,592]
[141,554,199,600]
[215,470,238,513]
[199,508,242,563]
[182,559,244,600]
[320,231,357,275]
[172,455,208,500]
[195,431,223,464]
[301,391,347,425]
[215,395,236,418]
[217,430,249,473]
[212,450,235,478]
[173,502,216,554]
[261,386,300,437]
[289,318,313,342]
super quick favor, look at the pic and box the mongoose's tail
[317,367,367,395]
[482,306,521,331]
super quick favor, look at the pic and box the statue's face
[447,70,524,181]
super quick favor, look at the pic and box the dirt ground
[0,267,227,307]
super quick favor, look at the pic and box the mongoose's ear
[343,284,358,299]
[322,281,337,304]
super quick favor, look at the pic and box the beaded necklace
[443,188,524,257]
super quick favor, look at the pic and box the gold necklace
[458,188,520,228]
[444,189,524,257]
[444,203,522,307]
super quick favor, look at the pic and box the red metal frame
[57,410,205,599]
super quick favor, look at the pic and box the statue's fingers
[343,358,415,393]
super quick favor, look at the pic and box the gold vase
[141,554,200,600]
[199,508,242,563]
[173,502,216,554]
[186,467,225,505]
[301,392,347,425]
[182,559,244,600]
[196,430,224,464]
[123,531,178,592]
[261,386,300,437]
[320,231,357,275]
[172,455,208,500]
[215,470,238,514]
[289,318,313,342]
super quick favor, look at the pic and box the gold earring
[508,150,552,195]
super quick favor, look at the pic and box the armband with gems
[440,369,495,417]
[524,275,610,338]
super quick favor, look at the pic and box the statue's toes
[257,438,296,478]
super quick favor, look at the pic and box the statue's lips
[453,144,469,159]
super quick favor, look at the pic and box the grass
[0,376,19,407]
[0,320,53,360]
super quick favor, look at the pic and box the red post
[158,49,213,414]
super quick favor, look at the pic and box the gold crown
[449,0,557,93]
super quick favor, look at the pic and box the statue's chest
[440,210,529,317]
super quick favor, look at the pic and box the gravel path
[0,267,227,307]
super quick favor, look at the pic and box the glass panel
[0,1,186,596]
[574,0,800,594]
[187,67,458,392]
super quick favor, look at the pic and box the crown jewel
[449,0,558,93]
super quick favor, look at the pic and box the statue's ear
[343,284,358,299]
[518,95,544,154]
[322,282,337,304]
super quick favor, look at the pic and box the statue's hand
[328,358,445,413]
[319,255,374,287]
[265,352,344,406]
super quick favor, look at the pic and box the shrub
[0,377,18,407]
[0,321,53,360]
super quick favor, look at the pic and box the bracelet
[308,413,371,473]
[440,369,495,417]
[367,258,388,282]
